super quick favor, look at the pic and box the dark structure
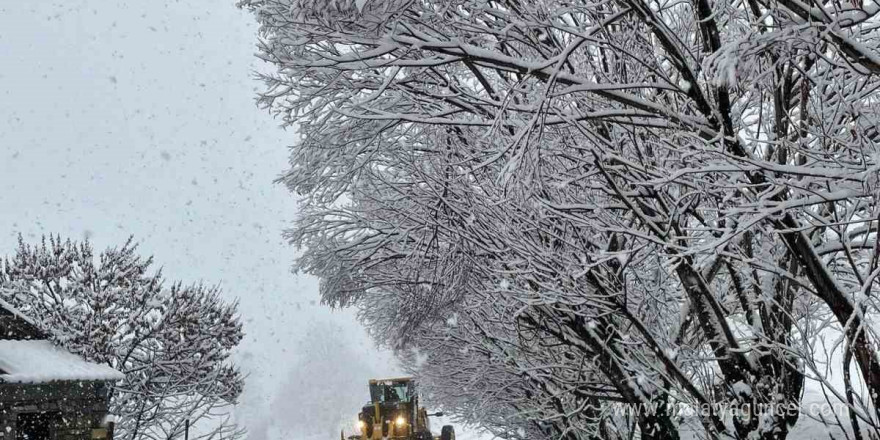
[0,300,123,440]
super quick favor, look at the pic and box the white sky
[0,1,455,439]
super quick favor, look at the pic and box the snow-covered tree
[243,0,880,438]
[0,236,244,440]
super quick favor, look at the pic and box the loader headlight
[357,421,365,430]
[395,416,406,426]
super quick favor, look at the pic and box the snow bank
[0,339,124,384]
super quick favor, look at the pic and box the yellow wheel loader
[341,377,455,440]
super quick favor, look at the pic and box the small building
[0,299,124,440]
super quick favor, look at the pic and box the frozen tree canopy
[242,0,880,438]
[0,236,245,440]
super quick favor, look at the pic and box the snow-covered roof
[0,340,124,384]
[0,297,45,340]
[0,297,37,327]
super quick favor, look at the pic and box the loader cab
[369,379,413,403]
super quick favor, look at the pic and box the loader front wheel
[440,426,455,440]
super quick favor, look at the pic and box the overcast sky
[0,2,446,439]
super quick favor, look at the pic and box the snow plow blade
[341,431,361,440]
